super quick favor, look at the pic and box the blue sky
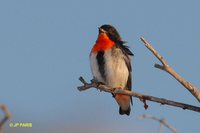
[0,0,200,133]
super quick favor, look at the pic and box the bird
[89,24,133,115]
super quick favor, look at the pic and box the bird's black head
[98,24,121,42]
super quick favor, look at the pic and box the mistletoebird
[90,24,133,115]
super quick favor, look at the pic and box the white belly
[90,49,129,89]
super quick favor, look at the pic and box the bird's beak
[98,27,106,33]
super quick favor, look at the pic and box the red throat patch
[91,33,115,53]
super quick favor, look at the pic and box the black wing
[117,40,134,56]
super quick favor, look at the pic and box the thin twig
[0,105,11,133]
[158,123,163,133]
[139,114,178,133]
[77,76,200,113]
[140,37,200,102]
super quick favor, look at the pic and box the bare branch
[77,77,200,113]
[0,105,11,133]
[158,123,164,133]
[140,37,200,102]
[139,114,178,133]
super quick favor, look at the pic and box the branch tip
[79,76,87,84]
[0,104,11,130]
[154,64,165,70]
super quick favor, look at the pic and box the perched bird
[90,24,133,115]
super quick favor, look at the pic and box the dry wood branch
[139,114,178,133]
[140,37,200,102]
[0,105,11,133]
[77,77,200,113]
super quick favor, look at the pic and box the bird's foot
[91,79,105,91]
[111,87,123,97]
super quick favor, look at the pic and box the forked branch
[140,37,200,102]
[139,114,178,133]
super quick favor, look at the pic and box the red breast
[91,33,115,53]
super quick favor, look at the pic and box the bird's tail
[115,94,132,116]
[119,106,131,115]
